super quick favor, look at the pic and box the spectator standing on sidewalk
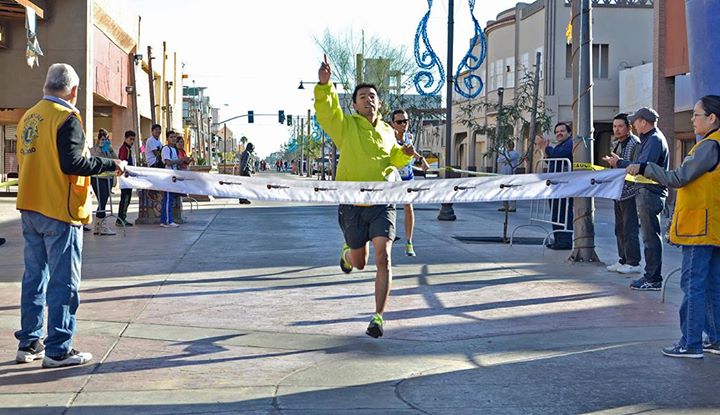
[90,129,117,236]
[535,122,574,250]
[315,54,414,339]
[626,95,720,358]
[160,132,182,227]
[497,141,520,213]
[176,135,192,170]
[602,113,641,275]
[608,107,669,291]
[238,142,254,205]
[116,130,136,227]
[391,109,430,256]
[144,124,163,168]
[14,63,122,368]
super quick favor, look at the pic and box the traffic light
[278,110,285,124]
[248,110,254,123]
[287,115,293,126]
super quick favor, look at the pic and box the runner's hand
[319,54,331,85]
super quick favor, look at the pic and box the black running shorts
[338,204,396,249]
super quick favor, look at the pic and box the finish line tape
[120,166,625,205]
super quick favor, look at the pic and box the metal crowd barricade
[510,158,572,251]
[91,173,125,237]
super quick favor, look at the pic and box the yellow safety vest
[16,100,92,225]
[669,132,720,246]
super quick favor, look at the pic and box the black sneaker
[662,344,703,359]
[630,277,662,291]
[42,349,93,368]
[365,314,384,338]
[703,342,720,355]
[115,219,133,227]
[16,339,45,363]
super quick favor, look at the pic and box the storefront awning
[0,0,44,20]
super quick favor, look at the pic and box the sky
[123,0,520,158]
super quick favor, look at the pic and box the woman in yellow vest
[627,95,720,358]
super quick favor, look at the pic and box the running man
[314,55,415,338]
[391,109,430,256]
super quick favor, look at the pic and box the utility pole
[527,51,542,172]
[493,87,505,173]
[570,0,599,262]
[307,109,312,177]
[438,0,456,221]
[147,46,157,125]
[223,123,228,170]
[299,118,304,176]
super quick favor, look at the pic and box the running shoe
[365,313,384,338]
[405,242,416,257]
[340,243,353,274]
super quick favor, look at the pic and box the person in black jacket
[238,142,254,204]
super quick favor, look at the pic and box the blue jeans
[161,192,174,224]
[678,245,720,351]
[635,188,665,281]
[15,210,83,358]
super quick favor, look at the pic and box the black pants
[91,178,112,219]
[550,198,573,247]
[118,189,132,221]
[614,197,641,266]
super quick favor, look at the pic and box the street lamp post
[298,80,344,180]
[437,0,456,221]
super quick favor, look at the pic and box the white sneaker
[98,219,116,236]
[161,222,179,228]
[617,264,643,274]
[606,262,623,272]
[42,349,92,368]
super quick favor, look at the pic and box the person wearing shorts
[390,109,430,256]
[315,55,414,338]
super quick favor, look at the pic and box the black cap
[628,107,659,123]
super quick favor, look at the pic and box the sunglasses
[394,119,409,124]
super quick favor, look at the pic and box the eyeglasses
[394,119,409,124]
[692,112,708,119]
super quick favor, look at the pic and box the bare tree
[457,71,553,173]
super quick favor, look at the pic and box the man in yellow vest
[14,63,122,368]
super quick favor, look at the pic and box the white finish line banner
[119,166,625,205]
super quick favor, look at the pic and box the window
[535,47,544,79]
[566,44,573,78]
[593,44,609,79]
[488,60,496,90]
[496,60,505,88]
[519,53,530,85]
[566,44,609,79]
[505,57,515,88]
[3,125,16,154]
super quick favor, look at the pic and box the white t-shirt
[161,145,178,170]
[145,136,162,166]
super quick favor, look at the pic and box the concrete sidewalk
[0,175,717,414]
